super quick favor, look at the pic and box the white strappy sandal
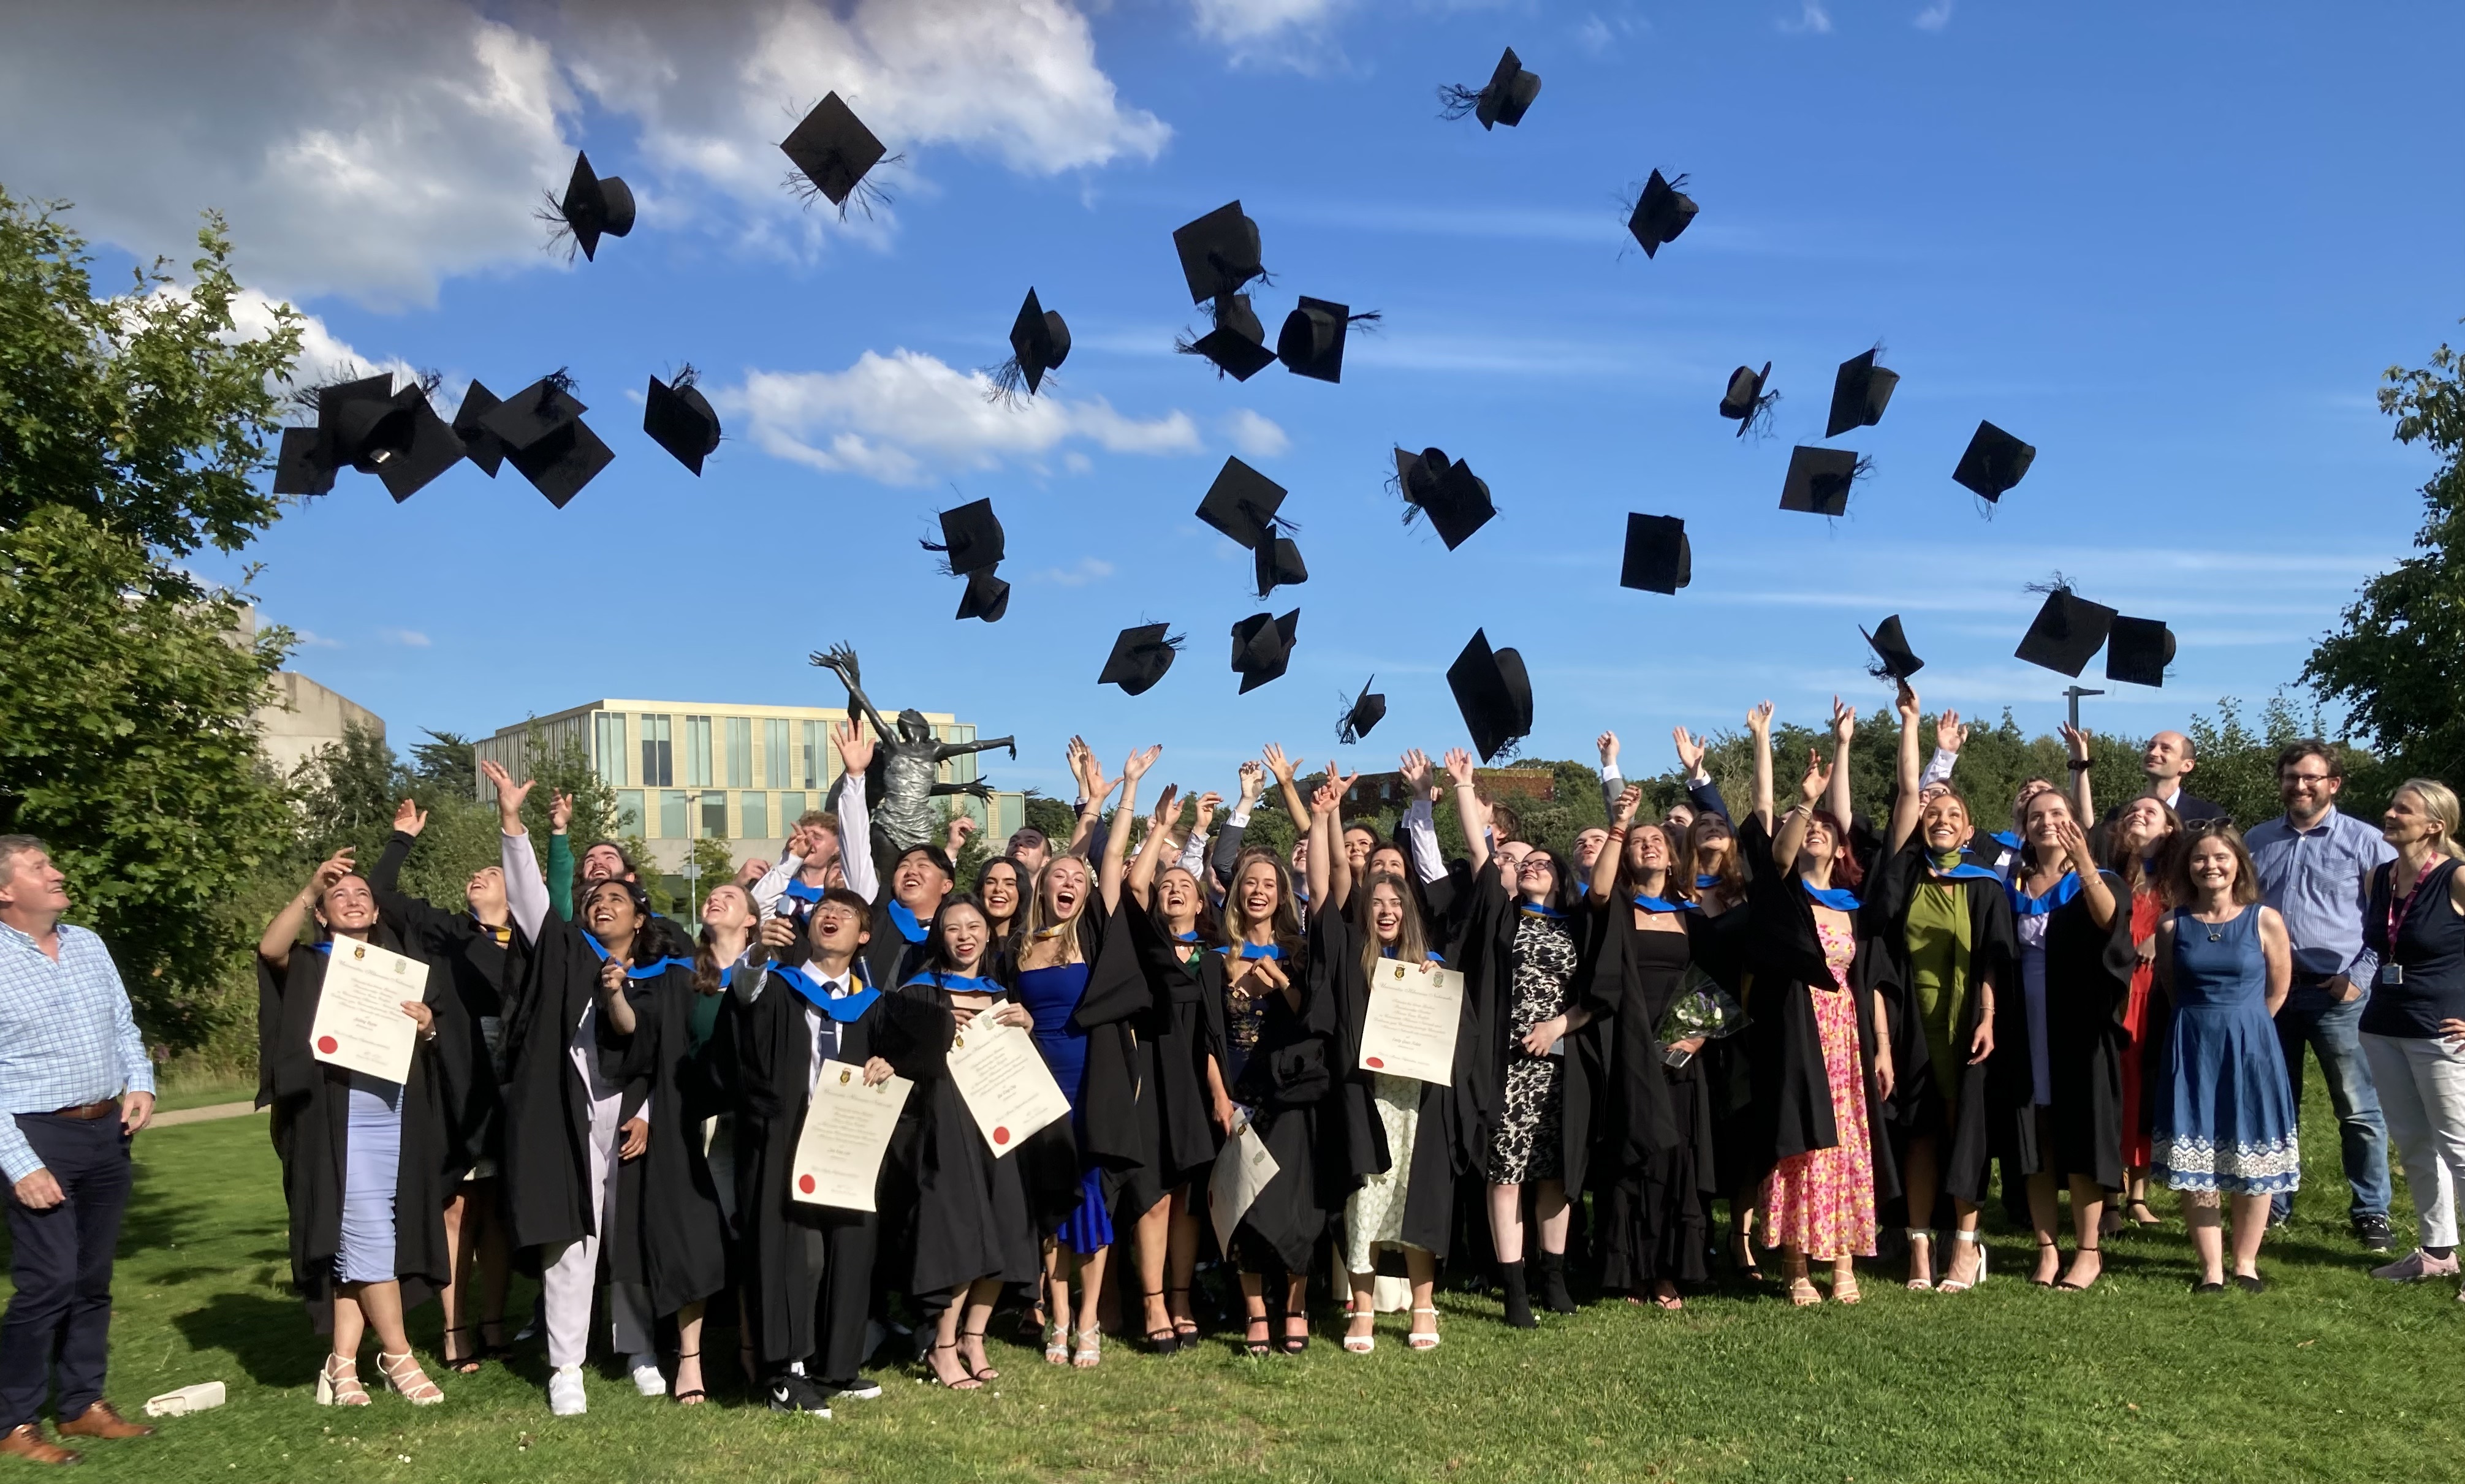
[1406,1308,1441,1350]
[1937,1228,1989,1293]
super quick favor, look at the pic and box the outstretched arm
[1305,778,1339,914]
[1594,785,1640,900]
[1261,743,1312,830]
[1100,746,1158,914]
[811,645,896,742]
[1397,749,1447,885]
[1128,784,1184,909]
[2060,724,2095,824]
[833,721,881,903]
[1886,681,1924,858]
[482,760,549,940]
[1825,694,1856,829]
[1445,748,1491,876]
[935,734,1017,762]
[1772,746,1828,871]
[260,852,354,970]
[1747,702,1776,836]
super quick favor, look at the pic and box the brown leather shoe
[0,1423,80,1464]
[57,1401,151,1440]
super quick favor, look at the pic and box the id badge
[2380,963,2406,988]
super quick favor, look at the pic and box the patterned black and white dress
[1488,910,1580,1184]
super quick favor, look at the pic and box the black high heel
[1279,1312,1310,1355]
[1166,1284,1200,1341]
[673,1350,707,1405]
[442,1325,482,1376]
[1242,1314,1271,1357]
[957,1323,1000,1383]
[924,1339,982,1390]
[1140,1288,1180,1354]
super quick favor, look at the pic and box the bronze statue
[809,644,1016,854]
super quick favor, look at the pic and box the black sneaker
[766,1373,833,1417]
[2356,1214,2395,1254]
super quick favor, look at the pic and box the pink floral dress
[1760,920,1878,1259]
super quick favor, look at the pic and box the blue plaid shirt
[0,922,154,1182]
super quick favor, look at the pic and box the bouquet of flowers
[1656,967,1749,1066]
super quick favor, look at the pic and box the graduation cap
[1099,623,1182,696]
[1172,201,1267,305]
[451,380,506,477]
[644,369,721,475]
[373,384,468,502]
[955,569,1010,624]
[989,288,1069,402]
[477,374,586,451]
[2105,616,2175,687]
[1177,293,1277,381]
[923,498,1005,575]
[1779,445,1869,516]
[1719,362,1777,437]
[1253,535,1308,598]
[481,374,610,508]
[1339,678,1385,745]
[1196,457,1289,548]
[1619,513,1690,595]
[1440,46,1542,129]
[1394,447,1497,550]
[1825,349,1899,439]
[270,426,335,497]
[780,93,892,215]
[1625,170,1696,258]
[2015,586,2118,677]
[1276,296,1375,384]
[314,374,409,472]
[1861,614,1923,681]
[1229,609,1300,694]
[1448,629,1532,763]
[554,151,635,262]
[1953,420,2037,503]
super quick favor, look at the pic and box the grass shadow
[170,1290,320,1387]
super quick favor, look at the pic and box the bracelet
[2065,760,2092,772]
[1608,827,1629,838]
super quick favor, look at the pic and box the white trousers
[540,1081,655,1368]
[2361,1032,2465,1250]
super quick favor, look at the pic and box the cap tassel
[1739,388,1781,439]
[981,355,1048,408]
[782,150,906,222]
[533,190,579,262]
[1435,81,1485,121]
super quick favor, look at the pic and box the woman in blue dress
[2152,819,2296,1292]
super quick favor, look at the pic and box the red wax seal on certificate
[1365,1056,1384,1069]
[316,1035,339,1054]
[798,1175,816,1195]
[993,1126,1011,1145]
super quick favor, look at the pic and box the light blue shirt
[0,922,155,1182]
[2247,808,2396,983]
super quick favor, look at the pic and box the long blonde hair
[2395,778,2465,861]
[1020,854,1093,964]
[1353,872,1430,986]
[1221,847,1302,950]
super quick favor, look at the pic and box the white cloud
[731,349,1202,486]
[1223,409,1291,458]
[1035,558,1115,588]
[379,629,434,648]
[1575,9,1650,55]
[1914,1,1955,29]
[0,1,1165,306]
[294,630,343,649]
[1780,1,1834,34]
[221,289,425,401]
[1188,0,1350,69]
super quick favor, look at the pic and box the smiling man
[0,836,158,1465]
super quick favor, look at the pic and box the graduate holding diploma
[257,850,454,1407]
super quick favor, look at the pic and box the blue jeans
[2269,982,2391,1222]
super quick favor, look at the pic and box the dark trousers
[813,1217,874,1390]
[0,1114,132,1430]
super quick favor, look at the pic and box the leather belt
[48,1099,119,1121]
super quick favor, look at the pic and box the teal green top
[547,833,574,922]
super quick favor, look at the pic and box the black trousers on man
[0,1113,131,1430]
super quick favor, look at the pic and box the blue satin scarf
[580,933,691,978]
[886,898,930,944]
[1801,878,1862,912]
[903,972,999,994]
[781,879,826,906]
[2007,871,2084,917]
[1632,893,1700,914]
[769,964,879,1021]
[1215,941,1284,960]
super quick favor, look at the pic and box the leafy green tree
[2306,328,2465,789]
[408,729,478,798]
[1020,793,1079,850]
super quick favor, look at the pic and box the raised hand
[1829,695,1856,747]
[2049,813,2093,873]
[479,759,533,829]
[393,798,428,837]
[1597,730,1620,770]
[1798,747,1831,806]
[550,790,574,834]
[1612,783,1643,829]
[1235,759,1266,806]
[1671,727,1705,776]
[1329,767,1361,800]
[758,916,799,950]
[598,956,630,998]
[1149,784,1182,833]
[1895,680,1920,723]
[1191,790,1223,837]
[1745,701,1774,739]
[1310,778,1342,816]
[1122,744,1162,782]
[1262,741,1301,786]
[2059,721,2092,765]
[1935,708,1969,754]
[1442,748,1477,792]
[834,716,876,776]
[1399,748,1435,800]
[309,849,357,896]
[1065,735,1092,795]
[944,814,977,856]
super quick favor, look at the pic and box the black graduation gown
[1202,938,1327,1272]
[607,965,733,1317]
[496,912,642,1253]
[256,928,459,1333]
[1313,906,1464,1262]
[1452,871,1603,1199]
[731,964,949,1379]
[367,831,513,1179]
[1090,904,1221,1217]
[895,975,1041,1296]
[863,898,933,1002]
[2023,871,2138,1190]
[1733,815,1902,1206]
[1862,838,2024,1205]
[1592,904,1713,1289]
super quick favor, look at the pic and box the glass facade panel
[615,790,644,834]
[639,714,674,787]
[726,717,752,787]
[685,715,713,787]
[740,792,769,840]
[764,719,791,787]
[801,721,826,789]
[701,791,729,839]
[594,712,628,786]
[659,789,688,838]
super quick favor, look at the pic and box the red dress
[2118,890,2162,1169]
[1760,922,1878,1260]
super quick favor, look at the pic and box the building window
[640,714,674,787]
[801,721,826,789]
[659,790,688,838]
[764,719,791,787]
[938,723,979,786]
[685,716,713,787]
[740,792,769,839]
[701,792,729,839]
[594,713,628,786]
[726,717,752,787]
[615,790,644,835]
[778,790,807,825]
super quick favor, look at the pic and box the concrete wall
[256,672,385,779]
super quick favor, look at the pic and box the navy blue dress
[1018,962,1114,1253]
[2153,907,2301,1195]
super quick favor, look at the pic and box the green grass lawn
[28,1083,2465,1484]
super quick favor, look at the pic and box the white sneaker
[830,1380,883,1401]
[627,1353,667,1397]
[548,1366,588,1417]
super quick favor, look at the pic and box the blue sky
[4,1,2459,801]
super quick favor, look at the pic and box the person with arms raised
[0,838,158,1463]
